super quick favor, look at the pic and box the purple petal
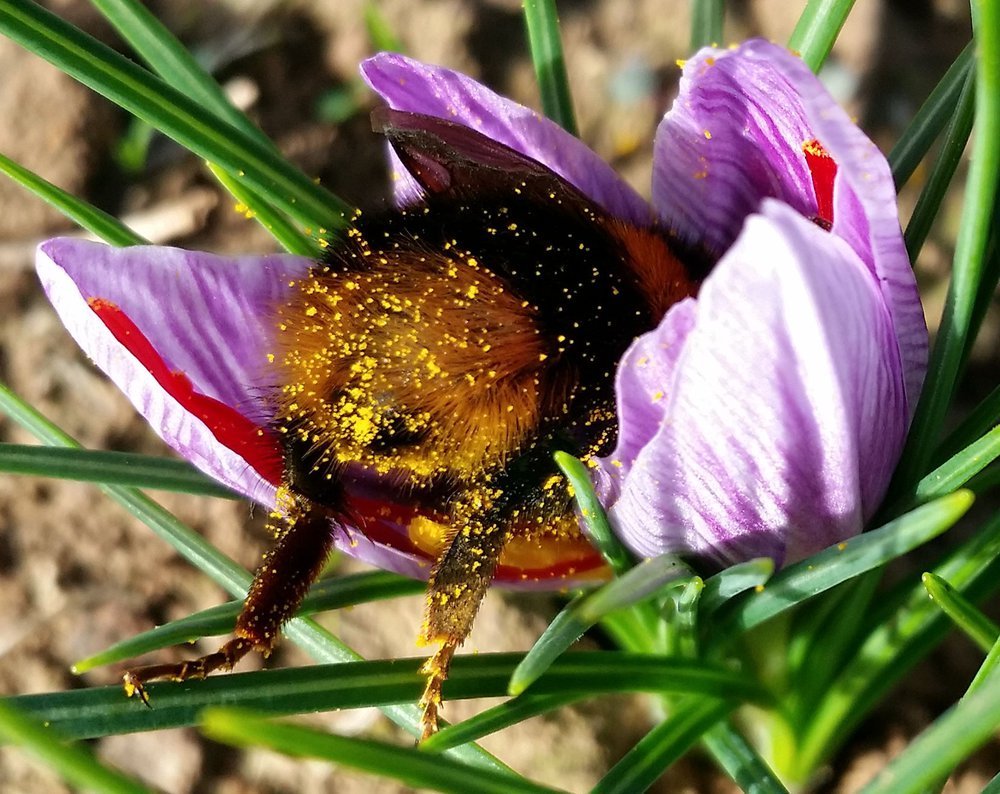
[652,39,927,414]
[360,52,651,225]
[603,202,908,566]
[37,238,311,506]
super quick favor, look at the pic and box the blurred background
[0,1,987,791]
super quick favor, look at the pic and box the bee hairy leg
[418,516,509,740]
[122,493,336,704]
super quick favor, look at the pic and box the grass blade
[922,572,999,653]
[699,558,774,617]
[903,68,976,262]
[787,0,857,73]
[555,451,635,576]
[910,424,1000,507]
[509,555,690,695]
[0,0,350,233]
[0,699,152,794]
[794,510,1000,777]
[711,491,973,641]
[0,443,236,498]
[73,572,424,672]
[0,151,145,246]
[690,0,724,51]
[859,673,1000,794]
[523,0,577,136]
[591,698,734,794]
[201,708,558,794]
[421,693,578,752]
[7,653,770,741]
[889,42,973,189]
[890,0,1000,492]
[702,722,789,794]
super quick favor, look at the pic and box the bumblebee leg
[418,517,509,739]
[122,493,335,703]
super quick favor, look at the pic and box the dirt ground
[0,0,995,792]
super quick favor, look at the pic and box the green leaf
[702,722,789,794]
[664,577,703,658]
[523,0,578,136]
[0,151,145,246]
[794,508,1000,778]
[555,451,634,576]
[711,491,973,641]
[201,708,557,794]
[0,699,152,794]
[0,384,504,771]
[0,443,237,498]
[903,68,976,262]
[8,652,770,741]
[787,0,857,73]
[364,1,403,53]
[591,697,734,794]
[890,0,1000,494]
[73,572,424,672]
[509,555,691,695]
[902,423,1000,509]
[934,381,1000,464]
[0,0,351,233]
[923,572,999,653]
[690,0,725,51]
[421,693,578,752]
[859,673,1000,793]
[207,162,320,257]
[889,42,973,189]
[699,558,774,617]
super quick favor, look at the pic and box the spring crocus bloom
[37,39,925,579]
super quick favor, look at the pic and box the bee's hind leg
[122,490,337,703]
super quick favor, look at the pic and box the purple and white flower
[36,39,926,577]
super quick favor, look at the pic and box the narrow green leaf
[698,558,774,617]
[555,451,634,576]
[889,42,973,189]
[859,674,1000,794]
[89,0,272,148]
[664,577,703,658]
[591,697,734,794]
[207,162,320,257]
[0,443,237,498]
[794,509,1000,778]
[903,69,976,262]
[891,0,1000,493]
[509,555,690,695]
[202,708,557,794]
[966,460,1000,496]
[0,384,504,771]
[0,699,151,794]
[523,0,578,135]
[923,572,999,653]
[364,1,404,52]
[690,0,725,51]
[421,693,578,752]
[966,631,1000,697]
[0,0,351,232]
[712,491,973,641]
[787,0,856,73]
[0,151,145,246]
[8,653,770,741]
[934,383,1000,464]
[702,722,789,794]
[908,424,1000,507]
[73,572,424,672]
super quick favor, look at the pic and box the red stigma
[88,297,283,485]
[803,138,837,230]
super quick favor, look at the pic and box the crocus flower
[36,39,925,580]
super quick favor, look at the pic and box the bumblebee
[124,108,704,738]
